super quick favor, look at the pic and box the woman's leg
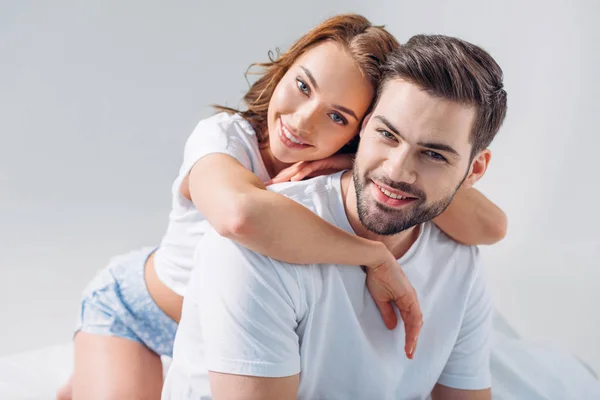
[58,247,178,400]
[56,374,73,400]
[71,332,163,400]
[56,333,164,400]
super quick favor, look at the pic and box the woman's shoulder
[182,111,265,174]
[196,111,257,139]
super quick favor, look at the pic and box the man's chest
[295,269,464,399]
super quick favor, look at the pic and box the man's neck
[340,171,421,260]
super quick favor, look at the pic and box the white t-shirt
[153,112,270,296]
[163,172,493,400]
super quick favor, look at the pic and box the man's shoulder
[426,222,480,257]
[199,228,276,265]
[198,173,341,271]
[196,228,303,291]
[417,223,489,327]
[267,174,341,216]
[420,222,482,279]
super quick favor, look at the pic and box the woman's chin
[270,143,301,163]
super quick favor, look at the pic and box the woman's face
[266,41,374,164]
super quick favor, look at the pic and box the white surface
[1,0,599,378]
[1,312,598,400]
[0,344,72,400]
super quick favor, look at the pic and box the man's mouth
[372,180,419,207]
[378,185,413,200]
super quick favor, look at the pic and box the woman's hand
[266,154,423,359]
[365,248,423,359]
[266,154,354,185]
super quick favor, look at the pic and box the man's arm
[195,230,304,399]
[431,384,491,400]
[209,372,299,400]
[436,248,493,393]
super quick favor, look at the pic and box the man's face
[353,79,478,235]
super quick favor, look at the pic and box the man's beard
[352,166,464,236]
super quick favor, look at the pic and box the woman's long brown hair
[214,14,399,153]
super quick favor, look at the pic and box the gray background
[1,0,599,374]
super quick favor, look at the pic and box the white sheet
[0,344,73,400]
[490,312,600,399]
[0,311,598,399]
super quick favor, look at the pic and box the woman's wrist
[358,239,388,269]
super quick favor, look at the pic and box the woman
[59,14,506,400]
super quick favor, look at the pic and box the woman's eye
[329,113,346,125]
[296,79,309,94]
[425,150,447,162]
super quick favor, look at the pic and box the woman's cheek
[277,83,302,110]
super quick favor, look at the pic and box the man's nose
[383,147,418,185]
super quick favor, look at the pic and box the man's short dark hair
[377,34,508,158]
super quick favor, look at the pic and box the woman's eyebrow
[300,66,319,90]
[333,104,358,121]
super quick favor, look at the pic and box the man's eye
[296,79,309,94]
[378,129,396,141]
[425,151,447,162]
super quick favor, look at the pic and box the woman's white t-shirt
[153,112,270,296]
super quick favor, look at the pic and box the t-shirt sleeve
[437,249,493,390]
[193,229,303,378]
[180,115,254,177]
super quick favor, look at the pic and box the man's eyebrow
[375,115,401,137]
[419,142,461,159]
[373,115,461,159]
[301,66,358,122]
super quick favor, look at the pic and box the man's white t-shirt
[153,112,270,296]
[162,172,493,400]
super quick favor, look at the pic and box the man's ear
[462,149,491,189]
[359,113,372,137]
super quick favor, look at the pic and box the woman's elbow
[484,210,508,245]
[212,194,253,239]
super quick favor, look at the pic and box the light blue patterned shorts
[75,247,178,357]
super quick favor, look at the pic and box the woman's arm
[263,156,507,247]
[184,153,387,268]
[433,187,507,246]
[184,153,423,355]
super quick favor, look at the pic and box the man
[163,34,507,399]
